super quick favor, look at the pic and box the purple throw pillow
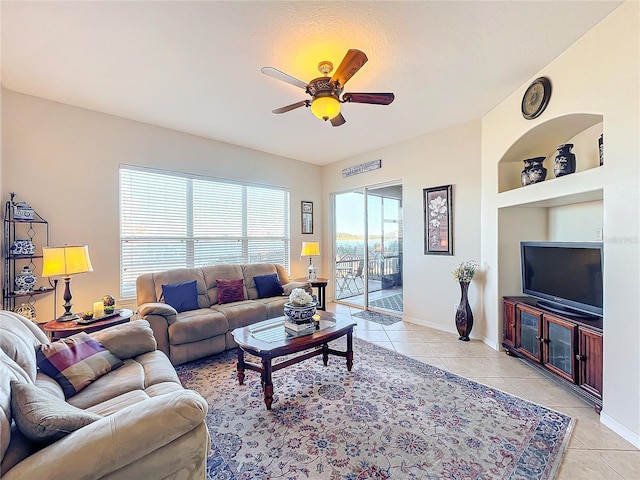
[217,278,246,304]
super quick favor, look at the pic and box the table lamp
[42,245,94,322]
[301,241,320,281]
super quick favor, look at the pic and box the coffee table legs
[346,330,354,371]
[236,348,245,385]
[262,358,274,410]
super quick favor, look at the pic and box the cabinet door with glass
[543,314,577,383]
[516,304,542,362]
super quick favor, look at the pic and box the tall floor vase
[455,281,473,341]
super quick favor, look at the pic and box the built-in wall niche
[498,113,603,194]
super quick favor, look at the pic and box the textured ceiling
[0,1,621,165]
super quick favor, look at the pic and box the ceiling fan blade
[330,113,346,127]
[272,100,309,114]
[330,49,368,87]
[261,67,308,89]
[343,93,395,105]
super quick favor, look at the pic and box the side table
[296,277,328,311]
[42,308,134,341]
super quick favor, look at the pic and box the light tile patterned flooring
[326,303,640,480]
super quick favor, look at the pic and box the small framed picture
[301,201,313,234]
[423,185,453,255]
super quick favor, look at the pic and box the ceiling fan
[261,49,395,127]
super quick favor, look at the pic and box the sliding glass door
[333,183,403,314]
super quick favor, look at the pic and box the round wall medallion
[521,77,552,120]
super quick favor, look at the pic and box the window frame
[119,165,291,300]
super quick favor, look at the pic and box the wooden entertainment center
[503,296,603,413]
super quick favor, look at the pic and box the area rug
[352,310,402,326]
[176,338,573,480]
[369,293,403,313]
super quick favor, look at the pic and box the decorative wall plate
[521,77,551,120]
[14,302,36,321]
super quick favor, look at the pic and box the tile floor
[326,303,640,480]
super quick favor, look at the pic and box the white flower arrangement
[288,288,314,306]
[452,260,478,283]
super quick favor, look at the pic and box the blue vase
[554,144,576,177]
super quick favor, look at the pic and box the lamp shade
[42,245,94,277]
[301,241,320,257]
[310,95,340,121]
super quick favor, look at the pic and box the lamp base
[56,312,80,322]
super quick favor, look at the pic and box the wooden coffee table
[231,312,357,410]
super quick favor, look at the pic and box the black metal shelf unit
[3,193,56,321]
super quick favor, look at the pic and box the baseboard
[600,411,640,449]
[402,315,499,350]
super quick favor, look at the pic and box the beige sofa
[136,263,310,365]
[0,311,209,479]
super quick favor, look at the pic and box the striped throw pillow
[36,332,123,399]
[216,278,246,304]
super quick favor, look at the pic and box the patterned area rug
[177,338,573,480]
[369,293,403,312]
[352,310,402,326]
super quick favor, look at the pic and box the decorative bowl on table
[283,302,317,324]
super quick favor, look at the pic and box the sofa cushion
[10,380,102,443]
[91,320,157,359]
[168,309,229,345]
[254,273,284,298]
[212,301,267,330]
[36,333,124,399]
[162,280,199,313]
[217,278,246,304]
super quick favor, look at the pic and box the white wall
[482,1,640,446]
[322,120,484,340]
[1,90,323,320]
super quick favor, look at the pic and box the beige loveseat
[136,263,310,365]
[0,311,209,479]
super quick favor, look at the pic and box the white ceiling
[1,1,621,165]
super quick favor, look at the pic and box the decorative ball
[102,294,116,307]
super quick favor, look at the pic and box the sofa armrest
[282,280,312,295]
[90,320,157,359]
[138,302,178,320]
[1,390,208,480]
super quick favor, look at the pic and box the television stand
[535,300,600,321]
[502,296,603,413]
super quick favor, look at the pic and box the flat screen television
[520,241,603,318]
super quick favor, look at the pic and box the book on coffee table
[284,319,316,335]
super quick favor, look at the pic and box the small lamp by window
[42,245,94,322]
[301,241,320,281]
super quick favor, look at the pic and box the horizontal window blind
[120,166,290,300]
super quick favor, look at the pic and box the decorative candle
[93,301,105,318]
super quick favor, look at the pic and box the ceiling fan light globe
[310,96,341,121]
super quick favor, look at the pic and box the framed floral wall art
[423,185,453,255]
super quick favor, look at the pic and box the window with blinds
[119,166,291,300]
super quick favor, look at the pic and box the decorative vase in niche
[599,134,604,166]
[455,281,473,341]
[15,266,36,293]
[554,143,576,177]
[521,157,547,186]
[10,239,35,256]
